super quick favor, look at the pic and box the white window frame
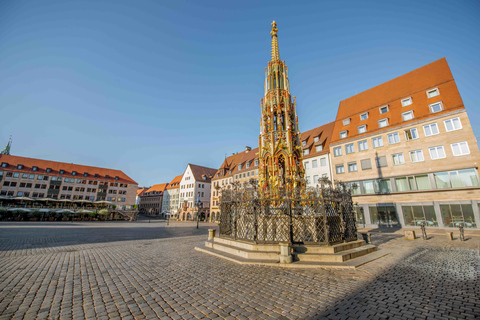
[451,141,470,156]
[343,118,351,126]
[339,130,348,139]
[405,128,419,141]
[333,146,342,157]
[402,110,414,121]
[387,132,400,145]
[315,145,323,152]
[358,140,368,151]
[426,87,439,98]
[360,112,368,121]
[429,101,443,113]
[336,164,345,174]
[392,153,405,166]
[320,157,327,166]
[379,105,389,114]
[378,118,389,128]
[429,146,446,160]
[372,136,384,148]
[312,159,318,168]
[314,136,319,142]
[409,150,424,163]
[302,140,306,146]
[401,97,412,107]
[357,125,367,134]
[345,143,355,154]
[444,117,462,132]
[423,123,439,137]
[304,161,310,169]
[348,162,358,172]
[303,149,310,155]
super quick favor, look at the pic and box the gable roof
[300,121,335,159]
[137,187,148,196]
[331,58,464,144]
[188,164,217,182]
[0,154,137,184]
[166,175,183,190]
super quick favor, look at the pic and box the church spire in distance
[1,136,12,155]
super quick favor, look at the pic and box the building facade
[162,174,182,216]
[139,183,168,216]
[178,164,216,221]
[330,58,480,229]
[0,154,138,208]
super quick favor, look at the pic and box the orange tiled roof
[166,174,183,190]
[331,58,464,144]
[0,154,137,184]
[137,187,148,196]
[300,121,335,159]
[146,183,168,193]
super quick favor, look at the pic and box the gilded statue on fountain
[258,21,305,197]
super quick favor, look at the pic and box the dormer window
[203,176,206,181]
[1,162,7,168]
[378,118,389,128]
[302,140,306,146]
[59,169,64,174]
[402,110,414,121]
[358,125,367,134]
[17,164,24,170]
[72,171,77,176]
[339,130,348,139]
[379,105,389,114]
[94,173,99,178]
[105,175,110,179]
[238,164,242,170]
[115,176,119,181]
[32,166,38,172]
[314,136,319,142]
[343,118,351,126]
[83,172,88,177]
[426,88,439,98]
[254,159,259,166]
[360,112,368,121]
[46,168,52,173]
[246,162,250,169]
[401,97,412,106]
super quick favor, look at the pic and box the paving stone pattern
[0,222,479,320]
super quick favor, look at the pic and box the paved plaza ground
[0,220,479,320]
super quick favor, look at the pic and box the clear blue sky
[1,0,479,187]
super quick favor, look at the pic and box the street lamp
[196,192,202,229]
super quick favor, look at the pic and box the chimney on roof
[245,146,251,152]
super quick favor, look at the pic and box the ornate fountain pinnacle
[270,20,280,62]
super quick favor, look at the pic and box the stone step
[213,236,281,253]
[293,240,366,254]
[293,245,377,262]
[205,240,279,261]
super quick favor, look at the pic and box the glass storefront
[402,205,438,227]
[369,205,398,226]
[440,204,476,228]
[354,206,365,227]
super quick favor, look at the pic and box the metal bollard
[420,222,427,240]
[459,223,465,241]
[447,232,453,241]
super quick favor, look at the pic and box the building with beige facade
[329,58,480,229]
[0,154,138,208]
[139,183,168,216]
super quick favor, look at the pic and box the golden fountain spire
[270,20,280,61]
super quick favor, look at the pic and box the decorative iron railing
[217,179,358,245]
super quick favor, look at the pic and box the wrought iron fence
[218,179,358,245]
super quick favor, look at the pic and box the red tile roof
[166,175,183,190]
[331,58,464,144]
[300,121,335,159]
[189,164,217,182]
[136,187,148,196]
[146,183,168,193]
[0,154,137,184]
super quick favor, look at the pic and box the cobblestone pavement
[0,222,479,320]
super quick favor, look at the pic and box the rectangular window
[363,180,375,194]
[302,140,306,146]
[451,142,470,156]
[312,160,318,168]
[378,118,389,128]
[392,153,405,165]
[320,158,327,166]
[304,161,310,169]
[429,102,443,113]
[444,117,462,132]
[441,204,476,228]
[372,136,383,148]
[405,128,419,141]
[22,173,28,178]
[379,105,389,114]
[402,205,437,227]
[306,176,311,184]
[409,150,424,163]
[395,177,409,192]
[402,111,414,121]
[254,159,259,166]
[360,112,368,120]
[361,159,372,170]
[376,156,388,168]
[336,165,345,174]
[315,145,323,152]
[313,175,319,184]
[345,143,355,154]
[348,162,358,172]
[339,131,347,139]
[343,118,351,126]
[358,125,367,134]
[429,146,446,160]
[314,136,319,142]
[13,173,19,178]
[303,149,310,155]
[358,140,368,151]
[387,133,400,144]
[426,88,439,98]
[401,97,412,107]
[333,147,342,157]
[423,123,439,137]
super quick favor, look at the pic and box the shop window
[402,205,437,227]
[441,204,476,228]
[369,205,398,226]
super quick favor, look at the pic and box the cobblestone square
[0,221,479,319]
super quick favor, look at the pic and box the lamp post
[196,192,202,229]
